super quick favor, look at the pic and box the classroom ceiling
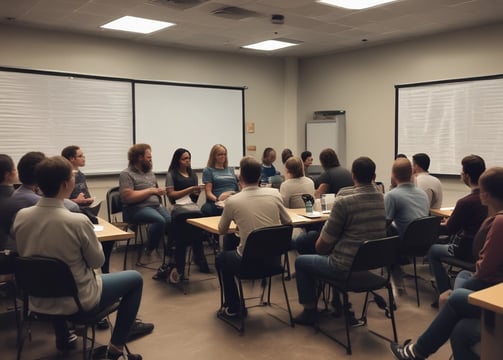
[1,0,502,58]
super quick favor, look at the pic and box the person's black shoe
[96,317,110,330]
[126,320,154,342]
[56,330,78,351]
[293,309,317,326]
[152,263,172,281]
[390,339,424,360]
[430,300,439,309]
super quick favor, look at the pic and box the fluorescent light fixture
[101,16,175,34]
[242,40,298,51]
[317,0,398,10]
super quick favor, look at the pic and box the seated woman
[280,156,315,209]
[165,148,209,283]
[201,144,239,216]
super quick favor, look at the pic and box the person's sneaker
[293,308,317,326]
[96,317,110,330]
[152,263,172,281]
[217,306,240,319]
[127,320,154,342]
[390,339,424,360]
[56,330,78,351]
[430,300,439,309]
[92,345,143,360]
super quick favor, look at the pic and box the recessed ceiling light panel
[317,0,398,10]
[242,40,298,51]
[101,16,175,34]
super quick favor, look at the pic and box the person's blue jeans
[291,230,318,255]
[215,250,242,311]
[415,288,480,358]
[454,270,492,291]
[99,270,143,346]
[450,318,480,360]
[428,243,452,294]
[123,205,171,251]
[201,202,223,217]
[295,254,345,306]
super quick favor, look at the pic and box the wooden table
[468,283,503,359]
[429,207,454,218]
[186,208,329,234]
[95,217,135,242]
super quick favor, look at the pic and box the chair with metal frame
[14,256,121,360]
[400,215,442,306]
[106,186,149,270]
[315,235,400,355]
[216,224,294,334]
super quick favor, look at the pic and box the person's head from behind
[281,148,293,164]
[351,157,376,185]
[239,156,262,185]
[301,151,313,167]
[461,155,485,186]
[0,154,17,185]
[128,143,152,172]
[319,148,340,170]
[262,147,276,166]
[207,144,228,168]
[285,156,304,179]
[35,156,74,198]
[61,145,85,168]
[392,158,413,184]
[169,148,192,174]
[18,152,46,186]
[412,153,430,172]
[479,167,503,206]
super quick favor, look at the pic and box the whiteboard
[0,69,132,174]
[396,75,503,175]
[306,115,346,167]
[134,82,245,170]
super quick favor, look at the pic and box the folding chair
[315,236,400,355]
[217,224,294,334]
[14,256,120,360]
[400,216,441,306]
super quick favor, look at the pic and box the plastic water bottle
[305,199,313,215]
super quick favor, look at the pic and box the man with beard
[119,144,171,256]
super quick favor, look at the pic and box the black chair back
[351,235,399,273]
[15,256,83,312]
[400,216,441,256]
[239,225,293,278]
[106,186,123,223]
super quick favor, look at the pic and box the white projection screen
[134,82,245,171]
[396,75,503,175]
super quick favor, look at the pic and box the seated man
[314,148,353,198]
[216,156,291,316]
[385,158,430,238]
[385,158,430,293]
[119,143,171,256]
[429,155,487,305]
[294,157,386,325]
[391,166,503,360]
[13,156,152,359]
[412,153,443,209]
[61,145,94,207]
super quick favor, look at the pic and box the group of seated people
[1,141,500,360]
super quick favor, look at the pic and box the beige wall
[298,22,503,204]
[2,23,502,210]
